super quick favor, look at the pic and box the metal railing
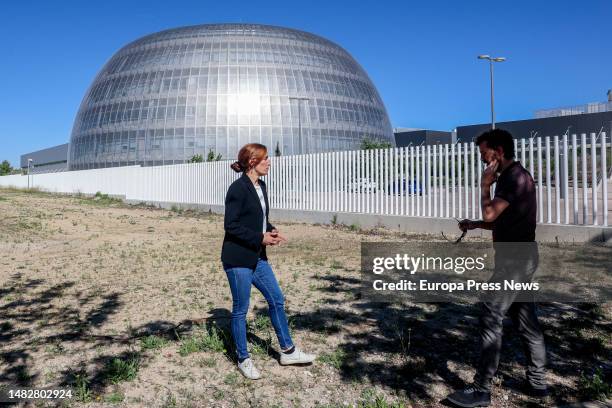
[1,133,609,227]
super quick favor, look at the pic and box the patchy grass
[72,372,93,403]
[103,354,141,384]
[0,187,609,408]
[316,388,408,408]
[318,349,348,369]
[140,335,169,350]
[579,366,611,401]
[105,391,125,403]
[75,191,123,206]
[178,325,227,356]
[248,314,273,332]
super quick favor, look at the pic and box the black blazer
[221,173,275,268]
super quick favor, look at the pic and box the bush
[103,354,141,384]
[360,137,392,150]
[189,154,204,163]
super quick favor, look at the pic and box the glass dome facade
[69,24,394,169]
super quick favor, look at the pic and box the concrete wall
[124,199,612,243]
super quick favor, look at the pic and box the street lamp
[289,97,311,154]
[477,54,506,129]
[27,158,33,189]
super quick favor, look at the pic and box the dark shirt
[493,161,537,242]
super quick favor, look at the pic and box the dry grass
[0,188,610,407]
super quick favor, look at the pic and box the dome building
[69,24,394,170]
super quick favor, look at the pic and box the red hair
[230,143,268,173]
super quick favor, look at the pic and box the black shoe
[447,386,491,407]
[525,384,549,398]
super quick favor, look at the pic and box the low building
[393,128,454,147]
[456,110,612,143]
[21,143,69,174]
[457,91,612,142]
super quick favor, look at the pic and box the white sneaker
[237,358,262,380]
[279,347,316,365]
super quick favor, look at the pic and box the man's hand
[458,219,479,232]
[481,159,499,188]
[262,232,282,246]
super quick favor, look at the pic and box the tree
[206,149,222,162]
[188,154,204,163]
[0,160,13,176]
[360,137,392,150]
[357,137,395,185]
[275,141,282,157]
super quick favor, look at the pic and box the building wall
[69,24,394,170]
[456,111,612,142]
[20,143,69,174]
[394,130,453,147]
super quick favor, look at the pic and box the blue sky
[1,0,610,166]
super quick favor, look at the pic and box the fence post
[410,146,415,216]
[563,134,569,223]
[451,143,455,218]
[432,145,437,217]
[591,133,598,225]
[421,145,426,216]
[415,146,420,216]
[400,147,405,215]
[581,134,588,224]
[546,136,552,223]
[537,137,543,223]
[470,142,476,220]
[457,143,462,218]
[554,135,560,223]
[572,134,578,224]
[601,132,608,226]
[444,144,449,217]
[464,142,469,219]
[427,145,432,217]
[439,145,444,217]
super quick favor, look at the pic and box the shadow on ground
[244,272,611,406]
[1,268,610,406]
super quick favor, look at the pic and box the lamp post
[27,158,33,189]
[477,55,506,129]
[289,97,310,154]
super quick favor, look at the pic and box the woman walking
[221,143,316,379]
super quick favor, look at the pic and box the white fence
[1,134,610,227]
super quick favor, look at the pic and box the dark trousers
[474,243,547,391]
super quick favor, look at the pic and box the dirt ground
[0,188,610,408]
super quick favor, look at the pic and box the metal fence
[1,133,609,227]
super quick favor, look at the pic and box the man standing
[446,129,547,407]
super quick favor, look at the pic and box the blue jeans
[223,258,294,360]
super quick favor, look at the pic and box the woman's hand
[270,229,288,244]
[262,232,282,246]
